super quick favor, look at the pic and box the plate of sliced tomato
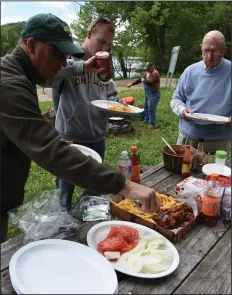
[87,220,179,279]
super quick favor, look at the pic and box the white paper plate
[9,239,118,294]
[109,117,124,121]
[70,144,102,163]
[87,220,179,279]
[91,100,144,116]
[185,113,230,124]
[202,163,231,177]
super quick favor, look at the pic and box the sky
[1,1,81,25]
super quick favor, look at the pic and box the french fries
[111,192,183,225]
[108,105,133,113]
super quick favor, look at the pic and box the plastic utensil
[161,137,177,156]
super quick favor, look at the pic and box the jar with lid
[215,150,227,173]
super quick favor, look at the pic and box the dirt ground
[37,78,177,101]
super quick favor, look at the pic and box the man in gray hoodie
[52,18,124,210]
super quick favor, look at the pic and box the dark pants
[56,139,105,210]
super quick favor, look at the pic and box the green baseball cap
[21,13,85,57]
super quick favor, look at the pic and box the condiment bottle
[201,173,222,227]
[129,146,141,183]
[181,145,192,179]
[195,138,205,171]
[215,150,227,173]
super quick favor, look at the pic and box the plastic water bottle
[117,151,132,179]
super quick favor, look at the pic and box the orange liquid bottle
[200,173,221,227]
[181,145,192,179]
[129,146,141,183]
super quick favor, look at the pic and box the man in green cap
[0,13,160,242]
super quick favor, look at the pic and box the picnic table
[1,160,231,294]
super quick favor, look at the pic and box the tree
[70,1,231,75]
[1,22,25,56]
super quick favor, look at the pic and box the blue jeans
[56,139,105,210]
[143,84,160,126]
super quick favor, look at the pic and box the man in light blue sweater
[170,30,231,153]
[52,18,124,210]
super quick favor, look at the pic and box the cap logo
[64,25,70,32]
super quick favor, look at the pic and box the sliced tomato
[106,226,120,238]
[115,226,133,241]
[120,241,138,253]
[127,228,139,242]
[97,237,126,252]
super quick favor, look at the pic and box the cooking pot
[162,144,197,173]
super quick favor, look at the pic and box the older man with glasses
[0,13,160,242]
[170,30,231,154]
[51,17,126,210]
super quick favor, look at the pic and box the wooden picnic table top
[1,160,231,294]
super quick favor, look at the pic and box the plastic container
[201,173,222,227]
[181,145,192,179]
[195,138,205,171]
[203,151,215,164]
[117,151,132,179]
[215,150,227,172]
[129,146,141,183]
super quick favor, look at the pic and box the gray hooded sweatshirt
[52,56,120,143]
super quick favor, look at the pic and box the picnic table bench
[1,160,231,294]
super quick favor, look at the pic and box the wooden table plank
[174,229,231,294]
[118,221,230,294]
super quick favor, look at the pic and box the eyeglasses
[90,17,115,31]
[202,49,222,57]
[41,41,68,59]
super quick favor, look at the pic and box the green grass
[8,87,177,239]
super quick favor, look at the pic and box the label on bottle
[131,165,140,182]
[202,193,221,216]
[118,165,132,179]
[182,163,191,174]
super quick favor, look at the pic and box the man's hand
[127,83,132,88]
[118,98,128,105]
[182,107,192,120]
[119,180,160,213]
[83,56,105,74]
[141,78,145,82]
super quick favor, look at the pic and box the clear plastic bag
[8,190,80,244]
[71,195,111,221]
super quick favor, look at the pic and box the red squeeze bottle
[129,146,141,183]
[181,145,192,179]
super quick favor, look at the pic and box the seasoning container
[200,173,221,227]
[129,146,141,183]
[203,151,215,164]
[181,145,192,179]
[215,150,227,173]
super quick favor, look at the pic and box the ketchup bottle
[181,145,192,179]
[129,146,141,183]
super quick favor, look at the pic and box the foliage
[8,86,176,239]
[1,21,25,56]
[70,1,231,74]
